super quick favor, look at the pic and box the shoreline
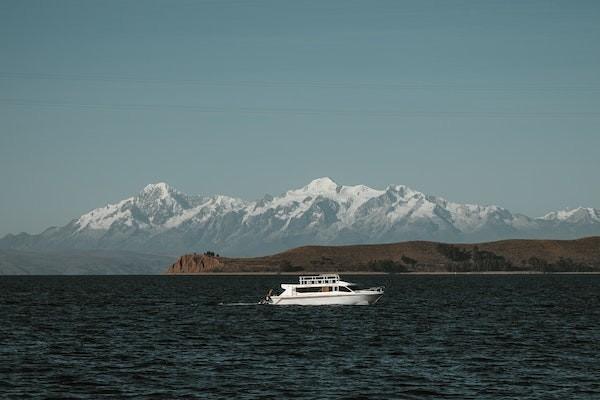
[164,271,600,276]
[3,271,600,276]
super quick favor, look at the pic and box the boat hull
[270,292,383,306]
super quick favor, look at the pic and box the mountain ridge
[1,178,599,257]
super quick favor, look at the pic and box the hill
[166,237,600,274]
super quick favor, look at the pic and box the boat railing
[299,274,340,285]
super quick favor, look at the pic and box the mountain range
[1,177,599,258]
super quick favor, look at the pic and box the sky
[1,0,599,236]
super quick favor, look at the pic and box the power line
[1,72,599,92]
[1,98,598,119]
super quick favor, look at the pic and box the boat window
[296,287,322,293]
[348,284,369,290]
[339,286,352,292]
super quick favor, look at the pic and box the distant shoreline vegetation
[434,244,596,273]
[282,244,598,274]
[360,251,595,274]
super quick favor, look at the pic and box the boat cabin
[280,274,356,295]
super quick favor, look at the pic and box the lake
[1,275,599,399]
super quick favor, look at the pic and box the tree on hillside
[367,259,407,273]
[437,244,471,262]
[401,255,417,267]
[279,260,303,272]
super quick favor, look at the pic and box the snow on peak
[289,177,390,205]
[143,181,169,190]
[244,178,386,225]
[162,194,247,229]
[301,177,338,193]
[76,182,183,231]
[293,177,384,201]
[210,194,247,210]
[540,207,600,222]
[141,182,173,199]
[386,184,420,199]
[76,197,136,230]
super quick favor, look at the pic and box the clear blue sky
[1,0,599,236]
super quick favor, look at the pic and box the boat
[260,274,384,305]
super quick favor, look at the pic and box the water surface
[1,275,599,399]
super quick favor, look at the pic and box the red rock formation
[166,254,225,274]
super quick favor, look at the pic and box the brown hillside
[165,237,600,274]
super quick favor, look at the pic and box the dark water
[1,275,600,399]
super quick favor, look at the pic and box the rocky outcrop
[166,254,225,274]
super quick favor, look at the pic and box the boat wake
[218,302,261,306]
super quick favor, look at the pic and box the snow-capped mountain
[1,178,598,256]
[540,207,600,224]
[536,207,600,238]
[76,182,246,232]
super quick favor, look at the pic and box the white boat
[261,274,384,305]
